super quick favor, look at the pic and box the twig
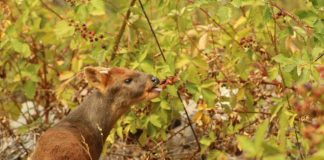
[269,2,279,55]
[138,0,167,62]
[314,53,323,62]
[109,0,137,61]
[278,65,305,160]
[214,79,295,90]
[139,1,200,158]
[177,91,201,155]
[199,8,241,48]
[268,2,305,158]
[268,1,312,35]
[0,118,29,155]
[238,120,259,133]
[39,0,63,20]
[233,110,271,115]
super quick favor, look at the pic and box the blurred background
[0,0,323,159]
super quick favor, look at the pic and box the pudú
[30,66,161,160]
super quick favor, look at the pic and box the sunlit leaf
[54,21,74,39]
[11,39,31,57]
[149,115,161,128]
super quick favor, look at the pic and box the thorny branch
[138,0,167,62]
[268,2,305,158]
[268,1,313,35]
[138,0,201,158]
[314,53,323,62]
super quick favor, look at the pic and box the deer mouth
[149,86,162,93]
[143,86,162,100]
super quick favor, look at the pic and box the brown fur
[30,67,160,160]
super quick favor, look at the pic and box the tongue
[152,87,162,92]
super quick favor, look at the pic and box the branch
[109,0,137,62]
[233,110,271,115]
[314,53,323,62]
[278,64,305,159]
[214,79,295,90]
[138,0,167,62]
[176,91,201,155]
[268,1,313,35]
[137,1,200,154]
[40,0,64,20]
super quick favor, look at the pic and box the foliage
[0,0,323,159]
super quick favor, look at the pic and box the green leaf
[116,126,123,139]
[139,60,155,74]
[21,64,41,82]
[89,0,106,16]
[176,54,191,68]
[281,71,293,87]
[309,149,324,160]
[107,128,116,143]
[138,131,147,145]
[272,54,292,64]
[231,0,242,8]
[201,88,216,107]
[147,123,157,137]
[166,85,178,97]
[237,136,257,156]
[3,102,20,120]
[54,21,74,39]
[23,81,36,99]
[138,48,149,62]
[264,154,286,160]
[268,66,279,80]
[75,4,89,21]
[278,108,289,152]
[310,0,324,7]
[216,6,232,23]
[255,120,269,149]
[11,39,31,57]
[263,6,272,23]
[160,100,170,110]
[200,136,213,146]
[149,115,162,128]
[192,56,208,70]
[200,132,216,152]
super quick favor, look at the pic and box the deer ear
[84,66,110,93]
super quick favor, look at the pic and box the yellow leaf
[202,115,211,124]
[236,88,246,101]
[198,33,208,50]
[198,103,208,110]
[193,111,203,122]
[59,71,75,81]
[234,16,247,29]
[285,36,300,53]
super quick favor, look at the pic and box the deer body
[31,67,160,160]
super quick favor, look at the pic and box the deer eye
[124,78,133,84]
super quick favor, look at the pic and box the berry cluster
[68,20,107,49]
[160,76,177,89]
[274,10,286,19]
[239,36,256,49]
[239,36,267,57]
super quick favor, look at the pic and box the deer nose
[151,76,160,86]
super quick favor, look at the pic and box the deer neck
[61,90,129,148]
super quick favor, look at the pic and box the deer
[30,66,161,160]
